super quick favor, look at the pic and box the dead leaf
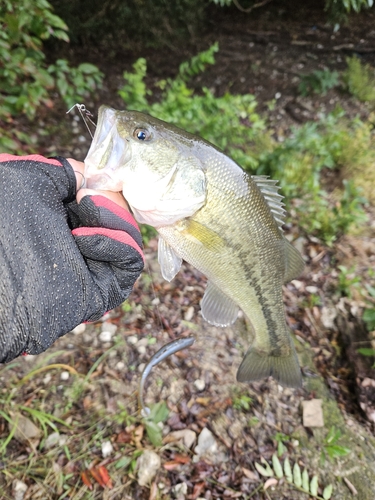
[264,478,278,490]
[242,467,259,481]
[11,413,42,445]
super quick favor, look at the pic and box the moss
[297,341,375,499]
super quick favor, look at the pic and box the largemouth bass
[84,105,305,387]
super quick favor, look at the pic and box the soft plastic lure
[138,336,195,416]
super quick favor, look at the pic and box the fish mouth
[84,105,129,191]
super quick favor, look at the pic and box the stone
[101,440,114,458]
[137,450,161,486]
[302,399,324,427]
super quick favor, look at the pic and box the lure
[138,337,195,416]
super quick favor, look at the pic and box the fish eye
[134,128,152,141]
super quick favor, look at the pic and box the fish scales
[84,105,305,387]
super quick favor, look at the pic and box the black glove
[0,154,144,363]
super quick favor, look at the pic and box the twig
[233,0,272,14]
[343,477,358,496]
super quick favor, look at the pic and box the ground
[1,2,375,499]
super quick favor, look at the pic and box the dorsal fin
[252,175,286,230]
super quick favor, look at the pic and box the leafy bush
[325,0,373,22]
[119,46,369,245]
[119,43,267,172]
[0,0,103,152]
[298,69,340,97]
[343,56,375,105]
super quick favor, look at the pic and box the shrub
[118,47,369,246]
[0,0,103,152]
[342,56,375,105]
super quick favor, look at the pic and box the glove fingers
[73,227,144,293]
[76,195,143,248]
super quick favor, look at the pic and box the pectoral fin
[201,281,239,327]
[158,237,183,282]
[283,239,305,284]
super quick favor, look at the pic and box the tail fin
[236,345,302,388]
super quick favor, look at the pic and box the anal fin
[201,281,239,327]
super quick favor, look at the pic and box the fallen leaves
[81,465,114,490]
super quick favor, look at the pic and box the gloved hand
[0,154,144,363]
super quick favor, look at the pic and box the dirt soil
[1,2,375,499]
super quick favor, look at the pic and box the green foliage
[321,426,351,463]
[325,0,373,23]
[337,265,362,297]
[119,43,266,172]
[119,47,370,245]
[299,69,340,97]
[258,112,369,245]
[140,224,158,245]
[142,401,169,447]
[255,453,333,499]
[273,432,290,456]
[363,308,375,331]
[233,394,252,411]
[343,56,375,105]
[0,0,103,152]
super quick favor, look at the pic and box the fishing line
[66,103,96,139]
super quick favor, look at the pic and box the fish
[84,105,305,388]
[138,336,195,416]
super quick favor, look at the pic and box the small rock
[305,285,319,294]
[116,361,126,370]
[137,345,147,355]
[99,330,114,343]
[184,306,194,321]
[194,427,218,457]
[71,324,86,335]
[43,373,52,385]
[321,306,337,329]
[12,480,28,500]
[101,440,114,458]
[194,379,205,391]
[291,279,303,290]
[44,432,60,449]
[302,399,324,427]
[60,371,70,381]
[173,482,188,495]
[44,432,68,449]
[164,429,197,449]
[138,363,146,373]
[127,335,138,344]
[101,322,117,335]
[137,450,161,486]
[12,413,42,445]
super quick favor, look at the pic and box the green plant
[321,426,351,463]
[233,394,252,411]
[119,44,267,172]
[141,401,169,446]
[0,0,103,152]
[337,265,362,297]
[325,0,374,23]
[343,56,375,105]
[273,432,290,456]
[299,69,340,97]
[255,453,333,499]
